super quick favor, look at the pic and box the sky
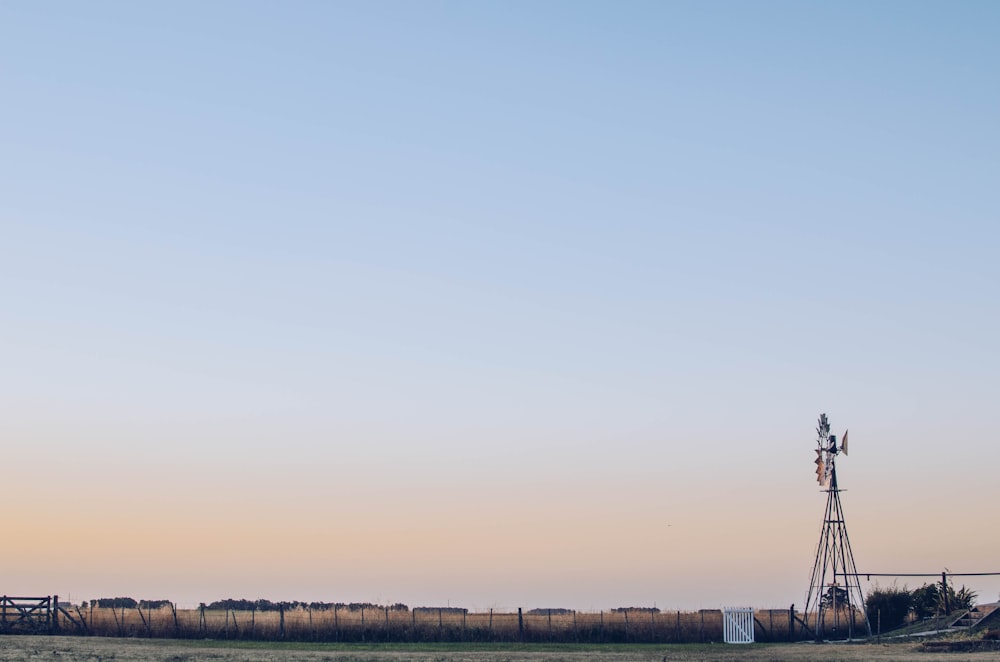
[1,1,998,611]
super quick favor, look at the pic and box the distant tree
[865,585,912,631]
[611,607,660,614]
[820,586,849,610]
[95,597,137,609]
[138,600,171,609]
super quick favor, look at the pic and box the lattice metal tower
[803,414,872,640]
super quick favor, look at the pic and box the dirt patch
[921,639,1000,653]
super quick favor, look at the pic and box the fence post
[52,596,59,632]
[488,608,493,639]
[278,604,284,639]
[788,604,794,641]
[361,605,366,642]
[112,603,122,636]
[74,605,88,634]
[942,572,950,614]
[518,608,524,642]
[136,603,149,637]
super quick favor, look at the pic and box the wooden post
[699,610,704,642]
[361,605,366,642]
[136,603,148,636]
[489,608,493,639]
[518,607,524,642]
[651,609,655,643]
[548,609,552,640]
[437,608,442,641]
[788,604,794,641]
[250,605,255,639]
[171,602,178,637]
[624,610,629,642]
[112,603,122,636]
[385,606,390,642]
[52,596,59,632]
[462,609,467,641]
[676,611,680,642]
[308,605,313,641]
[279,604,284,639]
[600,610,604,643]
[942,572,950,614]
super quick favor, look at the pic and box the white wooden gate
[723,607,754,644]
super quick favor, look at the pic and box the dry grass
[73,606,850,643]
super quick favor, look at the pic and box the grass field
[1,636,999,661]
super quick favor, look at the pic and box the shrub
[911,582,978,618]
[866,584,911,631]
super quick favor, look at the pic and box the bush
[911,582,978,618]
[866,585,911,631]
[911,583,940,619]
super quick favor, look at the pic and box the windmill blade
[841,429,848,456]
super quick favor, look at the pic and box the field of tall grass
[64,604,862,643]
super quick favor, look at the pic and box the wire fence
[25,601,863,643]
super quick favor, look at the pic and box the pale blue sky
[2,2,998,609]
